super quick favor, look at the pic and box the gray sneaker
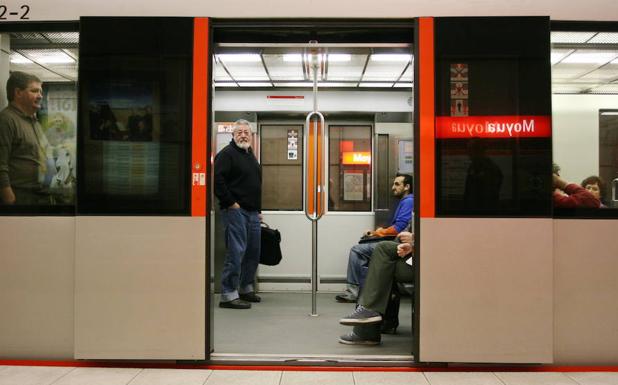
[339,305,382,325]
[338,331,380,345]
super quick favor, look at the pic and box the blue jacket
[390,194,414,232]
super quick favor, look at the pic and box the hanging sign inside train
[0,5,31,20]
[435,116,551,139]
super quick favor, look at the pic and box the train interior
[210,23,416,362]
[1,22,618,363]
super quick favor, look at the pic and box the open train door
[415,17,554,363]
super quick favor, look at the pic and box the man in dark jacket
[214,119,262,309]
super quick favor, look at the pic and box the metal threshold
[209,353,415,366]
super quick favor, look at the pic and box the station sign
[435,116,551,139]
[342,151,371,165]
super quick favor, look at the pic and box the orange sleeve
[374,226,398,237]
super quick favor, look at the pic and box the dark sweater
[214,140,262,211]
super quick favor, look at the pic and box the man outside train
[214,119,263,309]
[335,174,413,303]
[0,71,51,205]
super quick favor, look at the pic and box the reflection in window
[78,18,193,214]
[329,125,372,212]
[0,30,78,212]
[260,124,303,210]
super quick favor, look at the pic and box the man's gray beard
[234,138,250,150]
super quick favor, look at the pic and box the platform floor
[1,366,617,385]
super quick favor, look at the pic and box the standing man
[0,71,51,205]
[214,119,262,309]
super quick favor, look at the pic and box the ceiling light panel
[551,49,574,65]
[370,54,413,62]
[550,31,596,44]
[588,84,618,93]
[578,65,618,82]
[43,32,79,44]
[214,62,233,81]
[273,82,313,87]
[561,50,618,64]
[238,82,273,87]
[10,52,33,64]
[399,65,414,82]
[359,82,394,87]
[587,33,618,44]
[216,54,262,63]
[262,54,304,81]
[362,60,408,81]
[552,63,600,79]
[21,49,75,64]
[219,61,269,81]
[328,54,366,81]
[393,82,414,88]
[318,82,355,87]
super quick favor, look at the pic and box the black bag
[358,234,397,244]
[260,223,282,266]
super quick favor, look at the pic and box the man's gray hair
[232,119,253,133]
[6,71,41,102]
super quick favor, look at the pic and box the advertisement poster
[41,84,78,203]
[343,170,364,201]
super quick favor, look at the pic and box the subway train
[1,1,618,367]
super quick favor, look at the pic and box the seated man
[335,174,413,303]
[338,231,414,345]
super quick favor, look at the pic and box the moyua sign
[436,116,552,139]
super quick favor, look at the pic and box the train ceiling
[4,31,618,94]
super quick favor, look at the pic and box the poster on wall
[450,63,469,117]
[398,140,414,173]
[343,170,365,201]
[41,84,78,204]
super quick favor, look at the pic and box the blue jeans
[220,208,261,302]
[346,242,379,289]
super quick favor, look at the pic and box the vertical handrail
[303,48,326,316]
[612,178,618,207]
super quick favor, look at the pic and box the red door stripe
[419,17,435,218]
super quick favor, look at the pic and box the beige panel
[420,218,553,363]
[0,217,75,359]
[75,217,205,359]
[554,220,618,364]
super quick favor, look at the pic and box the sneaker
[219,298,251,309]
[335,293,357,303]
[239,292,261,303]
[338,331,380,345]
[339,305,382,325]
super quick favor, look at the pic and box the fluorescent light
[561,52,618,64]
[359,82,394,87]
[551,31,596,44]
[273,82,312,87]
[328,54,351,62]
[317,82,355,87]
[214,83,238,87]
[600,111,618,115]
[238,82,272,87]
[393,82,414,88]
[283,54,303,62]
[10,52,33,64]
[370,54,412,62]
[587,33,618,44]
[217,54,262,63]
[26,50,75,64]
[551,50,573,65]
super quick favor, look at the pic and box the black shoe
[219,298,251,309]
[239,292,261,303]
[335,293,357,303]
[338,331,380,345]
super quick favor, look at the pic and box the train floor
[212,292,414,361]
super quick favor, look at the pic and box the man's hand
[397,231,414,244]
[553,173,568,191]
[0,186,16,205]
[397,243,413,257]
[229,202,240,209]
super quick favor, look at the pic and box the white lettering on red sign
[436,116,551,139]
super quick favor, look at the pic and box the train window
[0,26,78,215]
[551,27,618,218]
[434,17,553,217]
[328,125,372,212]
[260,124,303,210]
[77,18,193,215]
